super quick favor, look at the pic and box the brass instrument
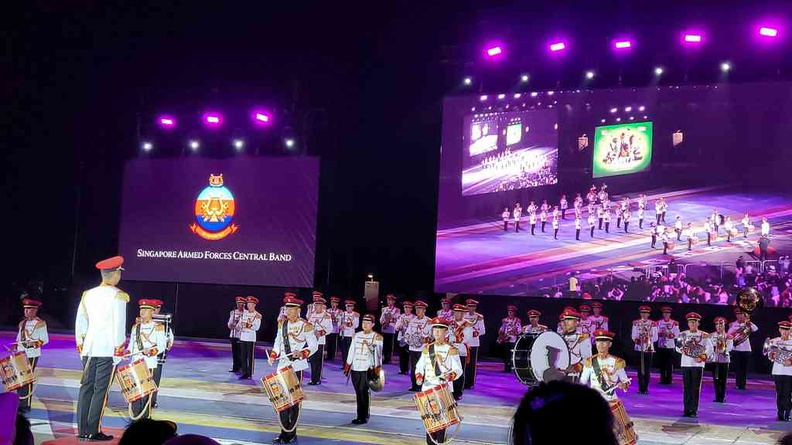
[677,333,707,359]
[367,339,385,392]
[763,338,792,366]
[737,287,761,315]
[732,322,753,346]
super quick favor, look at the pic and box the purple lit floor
[4,333,791,444]
[436,188,792,296]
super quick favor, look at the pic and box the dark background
[3,2,792,372]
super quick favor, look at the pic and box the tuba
[763,338,792,365]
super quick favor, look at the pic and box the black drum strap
[281,321,293,361]
[429,344,441,377]
[592,357,613,392]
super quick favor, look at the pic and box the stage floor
[4,333,792,444]
[436,187,792,296]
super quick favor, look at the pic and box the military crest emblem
[189,174,239,241]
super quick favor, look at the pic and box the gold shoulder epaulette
[422,344,431,353]
[304,322,314,332]
[155,324,165,332]
[116,291,130,302]
[615,358,626,370]
[584,357,593,367]
[701,332,710,338]
[449,345,459,355]
[580,333,590,339]
[375,333,383,342]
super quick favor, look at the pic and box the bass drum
[512,331,571,386]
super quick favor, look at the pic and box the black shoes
[78,432,114,441]
[351,418,368,424]
[229,368,240,372]
[239,374,252,380]
[307,381,320,386]
[273,435,297,444]
[408,386,420,392]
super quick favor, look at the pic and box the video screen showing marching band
[118,157,319,287]
[461,109,559,196]
[437,83,792,306]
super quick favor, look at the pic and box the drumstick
[604,378,632,395]
[119,348,158,359]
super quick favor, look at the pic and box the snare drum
[117,359,157,404]
[261,365,305,413]
[414,382,461,434]
[0,352,35,392]
[512,331,570,386]
[610,399,638,445]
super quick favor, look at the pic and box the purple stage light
[683,33,703,43]
[549,42,566,52]
[252,111,272,125]
[203,113,222,126]
[486,46,503,57]
[759,27,779,37]
[613,40,632,49]
[157,115,176,128]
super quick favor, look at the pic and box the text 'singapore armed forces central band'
[435,83,792,302]
[118,157,319,288]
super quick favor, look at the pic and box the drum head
[530,332,570,383]
[511,333,540,386]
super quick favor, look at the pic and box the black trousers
[531,223,536,235]
[230,337,242,371]
[774,375,792,413]
[502,342,515,371]
[656,347,675,384]
[503,221,508,231]
[515,221,521,232]
[309,344,325,383]
[427,429,447,445]
[453,366,465,400]
[712,362,729,402]
[152,360,164,406]
[599,218,604,229]
[576,228,581,240]
[553,229,558,239]
[383,333,395,364]
[656,213,661,224]
[663,241,669,255]
[17,357,38,410]
[688,238,693,250]
[279,370,303,441]
[464,347,479,389]
[590,227,595,237]
[77,357,115,436]
[661,212,667,223]
[325,333,338,362]
[639,218,643,229]
[651,235,656,248]
[617,217,622,228]
[732,350,750,389]
[682,367,703,414]
[624,221,629,233]
[340,336,353,363]
[636,351,653,393]
[562,209,567,219]
[398,342,410,374]
[351,370,371,420]
[240,341,255,377]
[409,350,422,389]
[676,229,682,241]
[605,222,610,233]
[707,232,712,246]
[541,221,546,232]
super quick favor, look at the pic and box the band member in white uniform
[523,310,548,334]
[577,305,593,336]
[762,217,771,237]
[128,299,167,420]
[684,223,695,250]
[513,203,523,233]
[395,301,416,375]
[540,206,548,233]
[344,314,383,425]
[631,306,658,394]
[623,209,631,233]
[655,306,680,384]
[406,300,432,391]
[579,330,631,402]
[238,296,262,380]
[228,296,246,373]
[463,299,485,389]
[560,194,568,219]
[307,295,333,385]
[530,211,538,235]
[559,308,592,381]
[728,308,758,390]
[268,295,318,444]
[325,296,342,362]
[589,302,609,333]
[704,219,713,246]
[766,321,792,421]
[497,305,521,372]
[603,205,611,233]
[15,298,48,413]
[415,318,464,445]
[151,299,172,408]
[574,215,582,240]
[573,193,583,216]
[380,294,401,365]
[448,304,472,400]
[502,207,510,232]
[436,298,452,320]
[588,212,597,238]
[710,209,720,234]
[674,216,683,241]
[677,312,712,418]
[552,216,560,240]
[340,300,360,363]
[707,317,734,403]
[637,206,645,229]
[75,255,129,441]
[724,216,735,242]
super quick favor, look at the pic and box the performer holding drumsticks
[415,318,463,445]
[268,294,318,444]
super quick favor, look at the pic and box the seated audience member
[14,413,34,445]
[509,380,618,445]
[1,392,19,445]
[119,419,178,445]
[778,431,792,445]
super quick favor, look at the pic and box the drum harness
[277,320,303,433]
[128,322,154,421]
[424,344,463,445]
